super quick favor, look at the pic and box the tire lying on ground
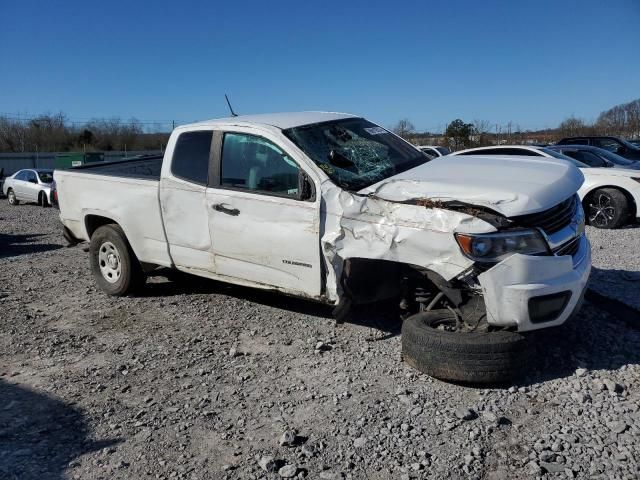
[401,309,530,384]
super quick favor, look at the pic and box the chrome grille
[511,195,577,234]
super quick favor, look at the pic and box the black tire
[401,310,530,384]
[586,188,628,229]
[39,191,49,207]
[7,189,19,206]
[89,224,145,296]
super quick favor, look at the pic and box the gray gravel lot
[1,202,639,480]
[586,225,640,310]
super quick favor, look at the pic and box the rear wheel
[7,189,18,206]
[89,224,145,296]
[587,188,628,229]
[39,191,49,207]
[401,309,530,384]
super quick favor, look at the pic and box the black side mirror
[299,172,315,201]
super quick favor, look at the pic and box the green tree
[445,119,474,150]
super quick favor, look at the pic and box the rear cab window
[171,131,213,185]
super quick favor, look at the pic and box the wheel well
[340,258,458,306]
[583,186,637,218]
[85,215,119,238]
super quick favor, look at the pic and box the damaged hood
[360,155,584,217]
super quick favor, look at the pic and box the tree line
[1,98,638,153]
[393,97,640,150]
[0,112,170,153]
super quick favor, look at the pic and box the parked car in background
[557,136,640,160]
[416,145,450,159]
[451,145,640,229]
[0,168,5,197]
[2,168,54,207]
[546,145,640,170]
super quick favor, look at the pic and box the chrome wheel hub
[588,193,615,227]
[98,241,121,283]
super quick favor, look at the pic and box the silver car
[3,169,54,207]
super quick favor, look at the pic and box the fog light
[528,291,571,323]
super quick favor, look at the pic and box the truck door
[205,131,322,297]
[159,129,215,270]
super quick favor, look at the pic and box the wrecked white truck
[55,112,591,383]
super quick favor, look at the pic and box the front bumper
[477,235,591,332]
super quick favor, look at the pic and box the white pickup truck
[56,112,591,382]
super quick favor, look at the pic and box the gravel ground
[586,225,640,310]
[1,202,639,480]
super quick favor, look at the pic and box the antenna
[225,94,238,117]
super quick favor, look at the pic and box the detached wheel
[401,310,530,384]
[7,189,19,206]
[89,224,145,296]
[587,188,628,229]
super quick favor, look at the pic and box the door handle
[213,203,240,216]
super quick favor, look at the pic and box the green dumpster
[55,152,105,169]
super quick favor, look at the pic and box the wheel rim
[98,241,122,283]
[8,191,15,204]
[427,315,459,332]
[588,193,615,227]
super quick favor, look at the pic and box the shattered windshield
[283,118,429,191]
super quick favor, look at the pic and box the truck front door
[205,131,322,297]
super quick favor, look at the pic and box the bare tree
[392,119,415,139]
[558,116,588,138]
[472,119,492,146]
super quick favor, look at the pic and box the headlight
[455,229,549,263]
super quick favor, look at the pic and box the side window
[503,148,540,156]
[562,138,583,145]
[565,151,606,167]
[594,138,621,153]
[26,171,38,182]
[171,130,213,185]
[221,133,300,198]
[14,170,27,180]
[459,149,498,155]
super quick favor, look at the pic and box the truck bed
[69,155,163,180]
[55,155,172,268]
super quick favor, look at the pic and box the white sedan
[2,168,54,207]
[451,145,640,229]
[416,145,450,159]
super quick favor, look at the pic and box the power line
[0,112,186,126]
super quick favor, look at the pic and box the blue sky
[1,0,639,131]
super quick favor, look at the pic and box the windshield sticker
[364,127,387,135]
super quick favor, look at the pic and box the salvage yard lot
[1,202,639,479]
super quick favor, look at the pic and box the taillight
[53,190,58,203]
